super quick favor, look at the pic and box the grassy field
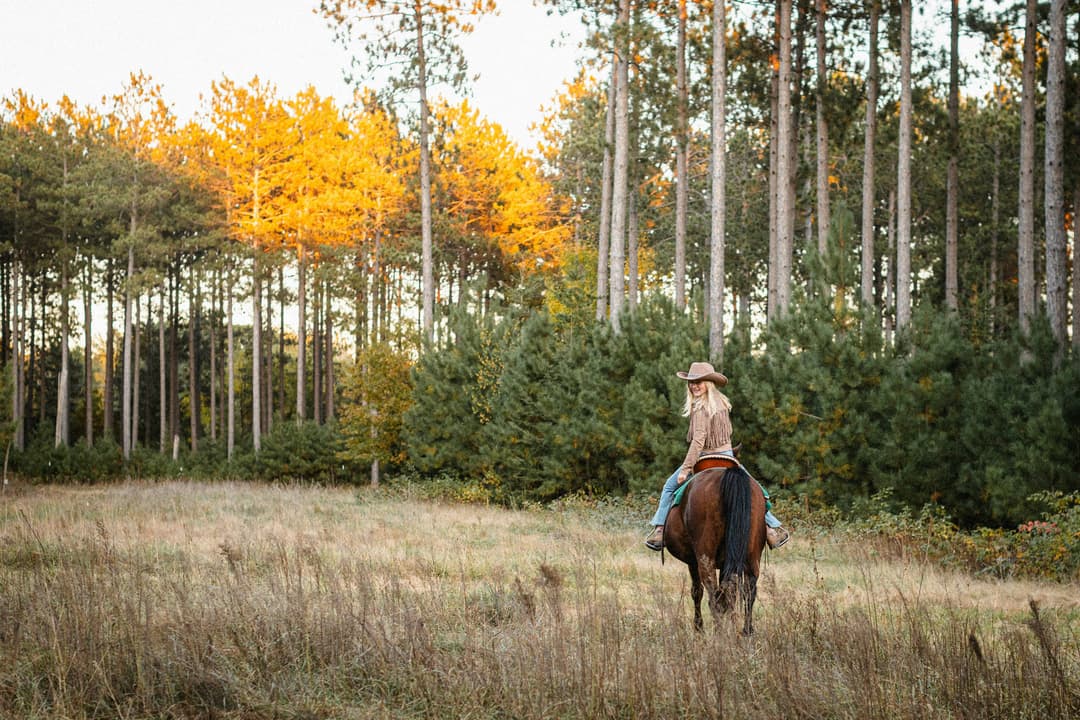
[1,479,1078,719]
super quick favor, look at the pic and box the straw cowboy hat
[676,361,728,387]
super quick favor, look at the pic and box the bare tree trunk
[991,138,1001,334]
[11,261,23,451]
[886,188,896,345]
[104,258,114,439]
[227,267,235,460]
[210,271,217,443]
[895,0,913,331]
[1017,0,1037,334]
[159,286,167,453]
[628,187,639,313]
[278,266,285,421]
[860,0,879,307]
[189,265,199,452]
[55,257,70,448]
[297,245,307,422]
[414,2,435,343]
[674,0,689,311]
[1044,0,1067,349]
[1072,181,1080,350]
[132,295,141,449]
[945,0,960,311]
[767,2,780,322]
[314,274,323,425]
[252,253,262,452]
[325,279,335,422]
[83,261,93,446]
[608,0,631,333]
[122,245,134,460]
[169,267,180,455]
[775,0,795,318]
[814,0,830,257]
[264,271,272,432]
[596,61,616,322]
[709,0,727,363]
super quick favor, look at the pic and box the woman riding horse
[644,361,790,552]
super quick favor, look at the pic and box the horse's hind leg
[698,555,727,628]
[688,563,704,631]
[740,574,758,636]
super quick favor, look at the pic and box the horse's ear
[732,442,742,458]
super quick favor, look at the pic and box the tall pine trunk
[1017,0,1037,334]
[277,267,285,421]
[945,0,959,311]
[895,0,913,331]
[325,279,335,422]
[169,266,180,458]
[122,244,135,460]
[1044,0,1067,349]
[297,245,307,421]
[188,265,199,452]
[55,257,70,448]
[252,253,262,452]
[159,286,167,453]
[209,270,217,442]
[414,2,435,343]
[775,0,795,318]
[314,274,323,425]
[608,0,631,333]
[264,272,272,432]
[83,261,93,446]
[674,0,689,311]
[767,0,780,322]
[227,265,235,460]
[11,261,23,451]
[104,259,114,440]
[886,188,896,345]
[860,0,879,307]
[814,0,830,257]
[132,296,141,449]
[596,61,616,322]
[709,0,727,362]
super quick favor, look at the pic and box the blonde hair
[683,380,732,418]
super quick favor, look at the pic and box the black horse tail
[720,466,752,583]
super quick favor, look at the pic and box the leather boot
[644,525,664,551]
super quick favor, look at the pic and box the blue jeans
[650,455,782,529]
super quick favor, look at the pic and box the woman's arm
[678,411,707,481]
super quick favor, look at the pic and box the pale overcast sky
[0,0,585,148]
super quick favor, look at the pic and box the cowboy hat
[676,361,728,387]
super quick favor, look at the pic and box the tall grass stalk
[1,481,1077,719]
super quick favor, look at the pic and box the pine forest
[1,0,1079,538]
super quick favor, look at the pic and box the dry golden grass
[2,480,1078,719]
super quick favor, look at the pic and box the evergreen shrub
[402,291,1079,532]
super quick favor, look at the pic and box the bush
[253,420,346,483]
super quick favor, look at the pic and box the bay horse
[661,455,767,635]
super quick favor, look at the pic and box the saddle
[693,451,740,473]
[674,449,745,507]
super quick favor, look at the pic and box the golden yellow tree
[434,100,571,293]
[320,0,496,342]
[200,76,293,453]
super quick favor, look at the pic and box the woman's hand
[677,470,690,484]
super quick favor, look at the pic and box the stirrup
[644,526,664,551]
[766,526,790,549]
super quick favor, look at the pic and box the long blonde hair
[683,380,732,418]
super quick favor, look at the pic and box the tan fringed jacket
[679,403,733,477]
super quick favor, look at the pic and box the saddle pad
[672,478,693,507]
